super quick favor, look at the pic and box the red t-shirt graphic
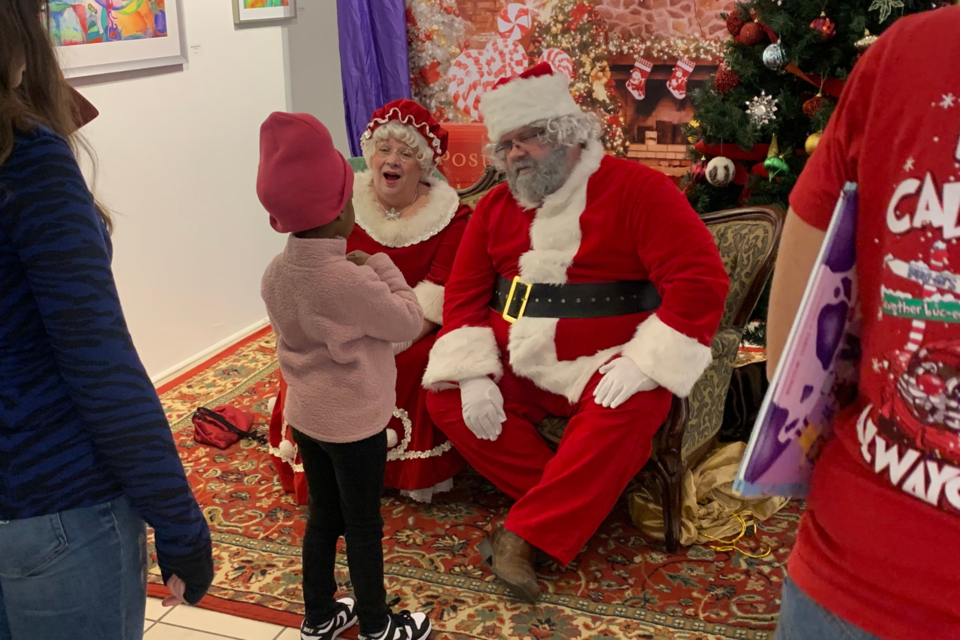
[786,8,960,640]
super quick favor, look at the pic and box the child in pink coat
[257,112,431,640]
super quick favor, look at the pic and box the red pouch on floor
[192,406,264,449]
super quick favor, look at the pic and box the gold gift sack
[629,442,788,547]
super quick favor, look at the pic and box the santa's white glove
[393,341,412,355]
[594,357,659,409]
[459,376,506,441]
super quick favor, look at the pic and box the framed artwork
[233,0,297,25]
[49,0,186,79]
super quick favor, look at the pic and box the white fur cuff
[413,280,445,325]
[622,315,713,398]
[423,326,502,390]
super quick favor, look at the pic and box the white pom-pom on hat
[278,439,296,463]
[386,428,399,449]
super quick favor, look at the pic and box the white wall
[285,0,349,155]
[71,0,344,380]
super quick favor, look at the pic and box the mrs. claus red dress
[269,170,470,503]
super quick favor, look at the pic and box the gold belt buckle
[502,276,532,324]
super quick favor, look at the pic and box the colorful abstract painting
[49,0,168,47]
[233,0,296,24]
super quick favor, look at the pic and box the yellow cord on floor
[702,512,772,559]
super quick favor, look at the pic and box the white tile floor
[143,597,299,640]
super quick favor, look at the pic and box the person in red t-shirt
[766,7,960,640]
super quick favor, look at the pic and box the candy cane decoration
[901,241,949,362]
[448,50,487,120]
[538,48,575,81]
[484,38,529,82]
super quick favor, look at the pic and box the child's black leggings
[292,428,388,636]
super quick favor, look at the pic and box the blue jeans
[0,496,148,640]
[775,577,881,640]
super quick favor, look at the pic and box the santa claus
[423,63,729,602]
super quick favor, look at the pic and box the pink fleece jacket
[261,237,423,443]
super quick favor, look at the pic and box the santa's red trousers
[426,364,671,567]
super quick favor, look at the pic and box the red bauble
[714,66,741,94]
[739,22,766,46]
[803,94,829,117]
[690,161,707,184]
[810,13,837,42]
[726,13,746,36]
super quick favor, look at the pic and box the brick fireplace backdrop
[445,0,733,175]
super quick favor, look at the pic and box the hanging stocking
[667,58,696,100]
[626,58,654,100]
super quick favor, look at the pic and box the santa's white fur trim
[353,171,460,248]
[622,315,713,398]
[423,326,502,390]
[480,73,582,143]
[506,138,615,401]
[413,280,445,325]
[517,139,605,285]
[508,317,620,403]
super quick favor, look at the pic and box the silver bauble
[762,43,786,71]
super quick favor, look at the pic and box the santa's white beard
[506,145,570,206]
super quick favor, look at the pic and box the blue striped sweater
[0,126,209,561]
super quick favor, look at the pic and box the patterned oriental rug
[147,328,799,640]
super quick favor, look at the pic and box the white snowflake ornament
[746,91,779,126]
[869,0,904,22]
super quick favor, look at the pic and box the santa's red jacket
[424,140,729,402]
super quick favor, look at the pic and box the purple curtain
[337,0,412,157]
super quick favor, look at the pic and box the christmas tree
[528,0,629,156]
[684,0,940,343]
[406,0,472,123]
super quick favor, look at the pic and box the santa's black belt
[492,276,661,323]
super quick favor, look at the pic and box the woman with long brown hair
[0,2,213,638]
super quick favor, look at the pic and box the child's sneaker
[359,610,432,640]
[301,597,358,640]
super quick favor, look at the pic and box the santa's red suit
[423,69,728,566]
[269,101,469,504]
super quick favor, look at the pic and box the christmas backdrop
[405,0,732,180]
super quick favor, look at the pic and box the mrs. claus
[268,99,471,503]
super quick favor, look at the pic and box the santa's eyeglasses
[494,127,547,159]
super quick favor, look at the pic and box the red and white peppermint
[497,3,532,41]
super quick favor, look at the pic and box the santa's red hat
[480,62,582,143]
[362,99,449,161]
